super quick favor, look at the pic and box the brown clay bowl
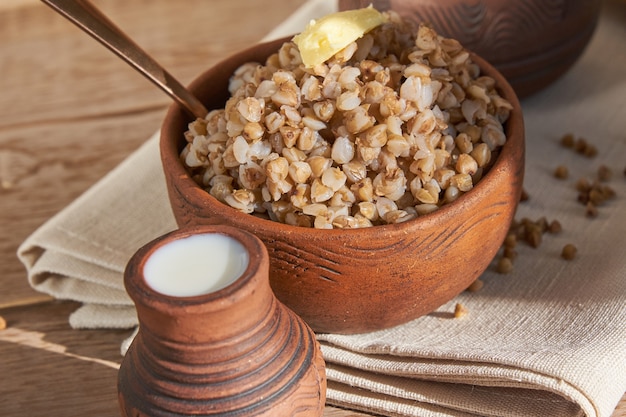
[160,36,525,334]
[339,0,601,98]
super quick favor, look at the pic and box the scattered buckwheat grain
[560,133,575,148]
[560,133,598,158]
[561,244,578,260]
[454,303,469,318]
[597,165,612,182]
[548,219,562,234]
[573,137,598,157]
[554,165,569,179]
[496,257,513,274]
[585,201,599,218]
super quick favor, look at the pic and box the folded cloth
[17,0,626,416]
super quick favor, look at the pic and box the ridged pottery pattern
[117,225,326,417]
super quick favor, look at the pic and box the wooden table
[0,1,623,416]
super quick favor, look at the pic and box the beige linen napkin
[17,0,626,416]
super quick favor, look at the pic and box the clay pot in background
[118,225,326,417]
[339,0,601,98]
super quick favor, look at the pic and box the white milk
[143,233,249,297]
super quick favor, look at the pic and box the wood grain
[0,1,623,416]
[0,0,304,306]
[0,300,623,417]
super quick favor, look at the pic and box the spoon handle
[41,0,208,119]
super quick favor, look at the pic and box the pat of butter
[293,7,386,68]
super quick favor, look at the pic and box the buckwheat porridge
[180,10,513,229]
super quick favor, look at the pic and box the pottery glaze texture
[118,226,326,417]
[160,37,525,335]
[340,0,601,97]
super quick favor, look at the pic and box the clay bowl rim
[160,36,525,239]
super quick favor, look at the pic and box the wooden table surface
[0,1,623,416]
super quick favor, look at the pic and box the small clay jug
[118,225,326,416]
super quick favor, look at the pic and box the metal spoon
[41,0,208,119]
